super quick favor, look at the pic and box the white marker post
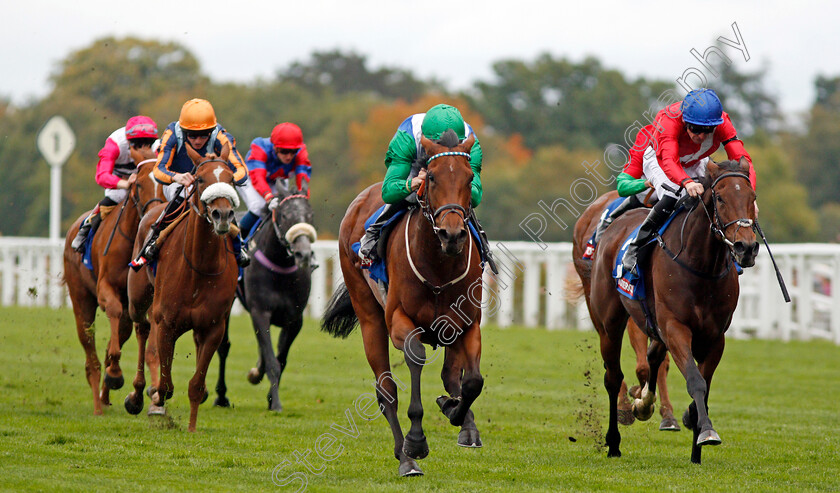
[37,116,76,241]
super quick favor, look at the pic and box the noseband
[419,151,472,233]
[702,172,754,249]
[270,194,310,254]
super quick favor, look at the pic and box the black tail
[320,283,359,338]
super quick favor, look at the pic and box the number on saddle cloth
[581,196,629,260]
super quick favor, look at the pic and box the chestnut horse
[63,147,163,415]
[127,144,240,431]
[322,131,484,477]
[569,190,679,431]
[589,159,758,463]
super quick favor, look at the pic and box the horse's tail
[320,283,359,339]
[564,259,589,304]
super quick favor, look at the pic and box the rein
[658,171,752,279]
[103,159,162,256]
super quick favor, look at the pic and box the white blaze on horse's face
[199,163,239,235]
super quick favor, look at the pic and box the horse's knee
[461,374,483,399]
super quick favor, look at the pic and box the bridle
[129,159,164,216]
[270,194,310,255]
[417,151,472,233]
[701,172,754,250]
[189,157,235,222]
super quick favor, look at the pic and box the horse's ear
[738,156,750,173]
[461,134,476,153]
[220,142,230,163]
[706,160,721,178]
[185,140,201,164]
[420,135,436,156]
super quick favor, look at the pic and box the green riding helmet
[421,104,466,140]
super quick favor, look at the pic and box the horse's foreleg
[436,323,483,429]
[273,317,303,403]
[596,316,626,458]
[251,310,281,411]
[440,346,481,448]
[626,319,650,424]
[153,324,176,407]
[400,323,429,461]
[125,321,149,415]
[667,324,721,464]
[214,318,231,408]
[100,312,132,405]
[188,323,225,432]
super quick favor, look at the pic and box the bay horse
[127,144,240,431]
[224,185,316,411]
[589,159,758,463]
[322,130,484,477]
[63,146,163,415]
[569,190,679,431]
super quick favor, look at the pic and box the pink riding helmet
[125,115,158,140]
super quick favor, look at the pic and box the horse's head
[129,146,164,216]
[419,129,475,257]
[186,143,239,235]
[702,158,759,267]
[271,185,317,270]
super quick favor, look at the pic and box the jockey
[620,88,757,276]
[71,116,159,252]
[357,103,496,272]
[130,98,250,269]
[238,122,312,239]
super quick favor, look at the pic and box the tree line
[1,36,837,243]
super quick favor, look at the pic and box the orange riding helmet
[179,99,217,131]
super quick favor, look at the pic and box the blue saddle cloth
[352,205,484,286]
[80,221,103,272]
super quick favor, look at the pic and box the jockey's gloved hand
[268,197,281,211]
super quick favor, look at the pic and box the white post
[50,167,62,241]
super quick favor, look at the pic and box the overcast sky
[4,0,838,118]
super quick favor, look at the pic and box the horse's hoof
[659,415,681,431]
[146,386,155,398]
[617,409,636,426]
[632,400,655,422]
[607,449,622,458]
[697,429,721,446]
[247,368,263,385]
[151,391,164,406]
[147,404,166,416]
[457,427,482,448]
[214,396,231,408]
[104,373,124,390]
[124,393,143,415]
[435,395,461,421]
[628,385,641,399]
[399,459,424,477]
[402,435,429,460]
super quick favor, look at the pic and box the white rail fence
[2,238,838,344]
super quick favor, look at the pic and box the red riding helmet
[125,116,158,140]
[270,123,304,149]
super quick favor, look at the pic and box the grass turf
[0,306,838,492]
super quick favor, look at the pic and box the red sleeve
[654,107,692,186]
[95,139,122,189]
[718,113,756,190]
[249,168,273,200]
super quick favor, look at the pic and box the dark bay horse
[322,131,485,477]
[63,147,163,415]
[569,190,679,431]
[226,185,316,411]
[127,144,240,431]
[589,159,758,463]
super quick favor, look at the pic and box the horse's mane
[700,160,744,188]
[437,129,461,148]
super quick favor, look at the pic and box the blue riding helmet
[681,88,724,126]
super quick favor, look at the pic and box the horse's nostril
[227,210,235,221]
[211,210,221,221]
[458,229,468,241]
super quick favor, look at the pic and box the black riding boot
[358,203,404,264]
[621,194,679,275]
[72,207,102,252]
[594,195,643,245]
[130,195,184,270]
[468,209,498,275]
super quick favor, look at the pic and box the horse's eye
[428,173,435,183]
[196,177,205,184]
[716,195,724,204]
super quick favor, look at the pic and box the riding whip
[102,196,130,256]
[753,220,791,303]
